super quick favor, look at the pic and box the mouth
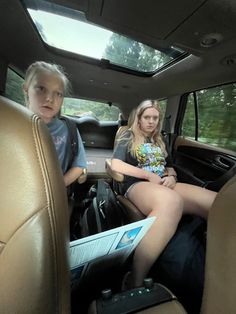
[39,105,54,117]
[41,105,53,111]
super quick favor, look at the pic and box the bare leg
[174,183,217,219]
[126,182,183,287]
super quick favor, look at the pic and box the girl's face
[24,71,64,123]
[139,107,159,136]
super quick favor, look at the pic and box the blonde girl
[112,99,216,288]
[23,61,86,188]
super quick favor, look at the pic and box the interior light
[200,33,223,48]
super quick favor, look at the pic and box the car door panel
[173,137,236,191]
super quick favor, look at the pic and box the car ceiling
[1,0,236,114]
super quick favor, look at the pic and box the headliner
[1,0,236,113]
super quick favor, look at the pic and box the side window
[158,98,167,118]
[5,68,25,105]
[182,83,236,151]
[62,98,120,122]
[182,93,196,139]
[158,98,169,132]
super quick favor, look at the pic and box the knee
[173,191,184,211]
[165,189,183,209]
[167,198,183,221]
[157,190,184,218]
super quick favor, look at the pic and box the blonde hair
[23,61,71,106]
[119,99,167,157]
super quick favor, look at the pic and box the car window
[157,98,168,129]
[62,98,120,121]
[182,83,236,151]
[158,98,167,116]
[5,68,24,105]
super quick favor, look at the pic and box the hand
[146,172,162,184]
[160,176,176,189]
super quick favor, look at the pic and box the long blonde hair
[119,99,167,157]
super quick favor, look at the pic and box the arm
[65,130,87,187]
[111,158,162,184]
[166,167,177,177]
[111,158,149,180]
[64,167,84,187]
[159,138,177,188]
[112,138,162,185]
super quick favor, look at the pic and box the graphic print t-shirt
[135,142,166,177]
[113,132,171,194]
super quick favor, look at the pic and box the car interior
[1,0,236,313]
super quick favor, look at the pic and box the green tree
[103,34,171,72]
[63,98,119,121]
[183,84,236,151]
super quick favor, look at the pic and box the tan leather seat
[200,174,236,313]
[0,96,70,313]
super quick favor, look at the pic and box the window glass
[158,98,167,117]
[5,68,24,105]
[23,0,186,73]
[62,98,120,121]
[182,83,236,151]
[157,98,168,129]
[182,93,195,138]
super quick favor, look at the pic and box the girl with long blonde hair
[112,99,217,289]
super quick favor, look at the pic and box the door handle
[214,156,230,169]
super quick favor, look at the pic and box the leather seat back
[0,96,70,313]
[201,175,236,313]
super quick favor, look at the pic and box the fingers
[161,176,176,189]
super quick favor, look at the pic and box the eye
[56,91,63,98]
[35,85,45,92]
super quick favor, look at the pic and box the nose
[46,92,54,103]
[149,117,155,123]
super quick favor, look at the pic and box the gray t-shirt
[47,117,86,174]
[113,131,172,195]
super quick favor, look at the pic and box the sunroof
[23,0,186,73]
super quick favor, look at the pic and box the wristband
[162,174,177,180]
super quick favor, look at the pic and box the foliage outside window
[104,35,179,73]
[182,83,236,152]
[5,68,24,105]
[62,98,120,121]
[157,98,167,128]
[158,98,167,116]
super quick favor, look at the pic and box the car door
[172,83,236,192]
